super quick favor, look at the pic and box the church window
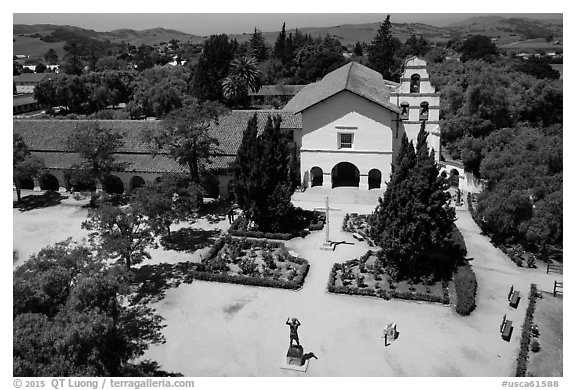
[400,101,409,120]
[338,133,354,149]
[420,101,429,120]
[410,74,421,93]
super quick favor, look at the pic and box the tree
[401,34,430,57]
[13,240,166,376]
[233,114,299,232]
[233,113,259,211]
[61,42,84,75]
[353,41,363,57]
[250,28,268,62]
[515,57,560,80]
[13,134,44,202]
[131,174,203,237]
[367,15,402,81]
[371,125,456,280]
[192,34,236,101]
[44,48,59,65]
[273,23,288,63]
[294,50,347,83]
[148,99,228,184]
[35,62,47,73]
[82,201,157,270]
[461,35,497,62]
[222,56,263,105]
[66,122,125,188]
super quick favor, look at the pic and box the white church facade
[284,56,441,191]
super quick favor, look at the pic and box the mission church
[14,57,452,197]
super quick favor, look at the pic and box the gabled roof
[13,110,302,173]
[283,62,401,114]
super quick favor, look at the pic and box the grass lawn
[526,292,563,376]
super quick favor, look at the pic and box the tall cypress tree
[273,23,287,62]
[233,113,259,212]
[249,28,268,62]
[371,124,457,280]
[367,15,401,81]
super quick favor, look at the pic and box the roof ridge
[344,62,354,90]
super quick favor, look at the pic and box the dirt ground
[12,189,563,376]
[526,292,563,377]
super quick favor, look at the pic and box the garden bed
[342,213,375,245]
[191,236,310,290]
[327,250,450,304]
[228,210,325,240]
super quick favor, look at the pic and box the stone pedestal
[281,345,309,372]
[286,345,304,366]
[320,242,334,251]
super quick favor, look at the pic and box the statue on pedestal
[286,317,301,347]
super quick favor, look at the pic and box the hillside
[446,16,563,46]
[14,15,563,59]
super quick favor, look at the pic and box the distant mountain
[14,16,563,59]
[445,16,563,45]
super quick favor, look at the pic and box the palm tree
[222,57,263,103]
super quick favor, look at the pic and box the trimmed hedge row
[453,264,478,315]
[327,261,449,304]
[228,215,325,240]
[516,284,539,377]
[197,235,310,290]
[191,266,309,290]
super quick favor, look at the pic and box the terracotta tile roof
[14,110,301,174]
[283,61,401,114]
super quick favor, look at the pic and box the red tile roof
[13,110,301,174]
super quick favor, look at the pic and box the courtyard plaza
[12,188,561,376]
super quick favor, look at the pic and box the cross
[316,196,341,251]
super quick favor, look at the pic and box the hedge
[197,236,310,290]
[327,259,449,304]
[515,284,538,377]
[453,264,478,315]
[228,216,319,240]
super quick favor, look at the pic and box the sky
[11,0,563,36]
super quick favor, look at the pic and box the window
[410,74,421,93]
[420,101,429,120]
[339,133,354,149]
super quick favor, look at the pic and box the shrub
[530,340,541,353]
[516,284,539,377]
[453,264,478,315]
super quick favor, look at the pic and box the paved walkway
[143,201,561,376]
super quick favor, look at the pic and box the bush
[530,340,541,353]
[453,264,478,315]
[516,284,539,377]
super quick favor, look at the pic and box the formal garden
[189,236,309,289]
[327,250,450,304]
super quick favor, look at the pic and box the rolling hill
[14,15,563,59]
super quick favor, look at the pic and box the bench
[509,290,520,309]
[352,233,364,241]
[501,320,513,341]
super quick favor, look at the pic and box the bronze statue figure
[286,317,301,347]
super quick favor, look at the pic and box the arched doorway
[102,175,124,194]
[310,166,323,187]
[331,162,359,188]
[20,176,35,190]
[368,169,382,190]
[449,169,460,188]
[130,176,146,191]
[40,173,59,191]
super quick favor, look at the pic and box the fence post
[554,281,557,297]
[547,263,550,274]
